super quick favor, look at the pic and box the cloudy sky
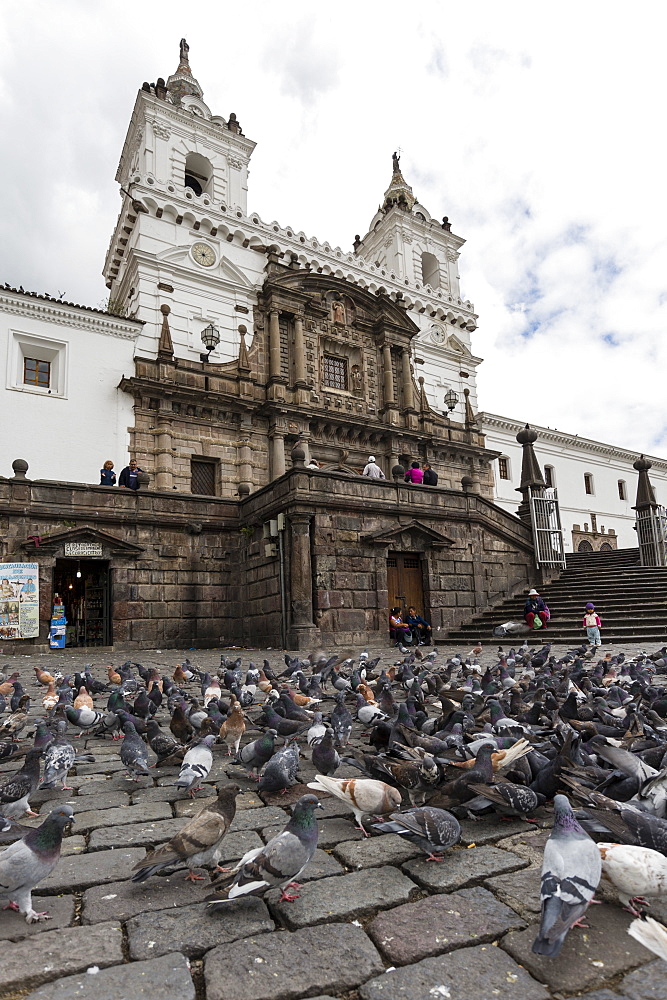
[1,2,665,453]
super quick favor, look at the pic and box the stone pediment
[22,526,144,557]
[362,519,454,550]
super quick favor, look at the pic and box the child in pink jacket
[582,602,602,647]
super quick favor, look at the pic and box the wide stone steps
[444,546,667,645]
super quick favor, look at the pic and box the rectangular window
[544,466,554,488]
[323,355,348,391]
[618,480,626,500]
[191,458,217,496]
[498,457,509,480]
[23,357,50,389]
[584,473,594,495]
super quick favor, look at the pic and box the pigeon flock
[0,640,666,996]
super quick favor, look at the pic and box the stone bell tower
[103,40,259,364]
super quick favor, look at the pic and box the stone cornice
[0,291,143,339]
[480,412,667,471]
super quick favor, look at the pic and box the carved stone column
[270,433,286,479]
[288,513,318,648]
[269,310,282,380]
[155,421,173,491]
[383,344,395,405]
[293,315,308,387]
[401,347,415,412]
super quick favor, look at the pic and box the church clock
[191,242,217,267]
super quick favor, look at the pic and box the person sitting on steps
[406,606,432,645]
[524,588,549,630]
[389,608,412,646]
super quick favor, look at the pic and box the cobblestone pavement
[0,639,663,1000]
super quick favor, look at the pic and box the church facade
[0,41,541,651]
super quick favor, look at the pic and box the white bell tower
[103,40,260,363]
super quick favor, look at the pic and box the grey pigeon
[465,781,545,820]
[0,749,42,825]
[206,793,323,905]
[306,713,326,746]
[258,739,300,793]
[146,719,182,762]
[119,721,149,779]
[0,804,74,922]
[372,805,461,859]
[311,728,340,776]
[532,794,602,957]
[132,783,241,882]
[175,735,215,796]
[234,729,278,778]
[65,705,105,732]
[331,693,353,747]
[39,740,76,791]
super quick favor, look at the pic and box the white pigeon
[307,775,401,833]
[628,916,667,962]
[174,735,215,797]
[599,842,667,915]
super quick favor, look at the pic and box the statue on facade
[332,301,346,324]
[392,151,400,172]
[351,365,362,392]
[179,39,190,64]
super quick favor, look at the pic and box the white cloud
[0,0,665,453]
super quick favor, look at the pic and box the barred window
[498,457,510,480]
[323,355,348,391]
[191,458,217,496]
[544,465,555,487]
[24,357,50,388]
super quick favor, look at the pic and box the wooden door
[386,552,425,615]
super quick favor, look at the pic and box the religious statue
[331,300,346,324]
[180,39,190,63]
[351,365,363,392]
[392,151,400,172]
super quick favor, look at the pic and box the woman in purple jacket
[404,462,424,484]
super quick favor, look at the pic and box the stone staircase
[444,547,667,647]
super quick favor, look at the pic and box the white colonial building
[481,412,667,552]
[0,287,141,483]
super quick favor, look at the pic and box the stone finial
[392,464,405,481]
[515,423,545,524]
[237,325,251,372]
[158,304,174,358]
[516,423,538,446]
[461,474,474,492]
[633,454,658,510]
[166,38,204,102]
[10,458,29,481]
[238,483,250,496]
[291,441,306,468]
[463,387,476,429]
[136,471,150,489]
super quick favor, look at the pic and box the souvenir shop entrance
[52,560,112,647]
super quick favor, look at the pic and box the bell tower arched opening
[184,152,213,196]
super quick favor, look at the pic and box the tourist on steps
[524,588,549,630]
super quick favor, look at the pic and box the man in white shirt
[362,456,385,479]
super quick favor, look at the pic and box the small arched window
[421,252,440,289]
[618,479,627,500]
[584,472,594,495]
[578,539,593,552]
[544,465,555,488]
[184,152,213,196]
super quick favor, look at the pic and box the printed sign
[64,542,103,557]
[0,563,39,639]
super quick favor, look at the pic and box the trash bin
[49,619,67,649]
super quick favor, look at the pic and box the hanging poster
[0,563,39,639]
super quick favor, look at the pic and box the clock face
[191,242,216,267]
[430,324,446,345]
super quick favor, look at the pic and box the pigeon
[219,704,245,756]
[175,735,215,796]
[0,749,42,824]
[146,719,182,762]
[258,740,300,794]
[311,728,340,776]
[532,794,602,957]
[131,784,241,882]
[331,694,353,747]
[233,729,278,779]
[0,805,74,922]
[372,805,461,860]
[598,842,667,915]
[465,782,545,822]
[628,916,667,962]
[39,740,76,791]
[65,705,105,734]
[307,775,402,834]
[206,793,323,906]
[119,721,149,779]
[306,713,326,747]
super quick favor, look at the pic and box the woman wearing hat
[524,588,549,630]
